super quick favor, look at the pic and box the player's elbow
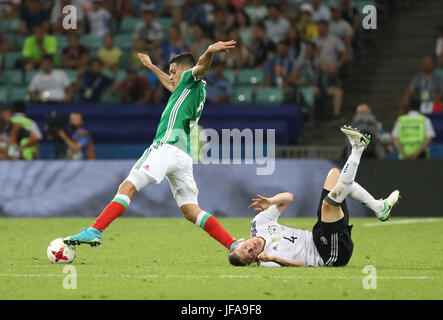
[286,192,294,203]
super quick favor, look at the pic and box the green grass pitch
[1,217,442,300]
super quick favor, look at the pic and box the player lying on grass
[229,126,400,267]
[64,41,243,251]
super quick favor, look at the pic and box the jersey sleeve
[252,205,281,224]
[180,68,201,86]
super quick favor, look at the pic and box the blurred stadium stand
[0,0,443,160]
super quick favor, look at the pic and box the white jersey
[251,205,324,267]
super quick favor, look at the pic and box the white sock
[327,146,364,205]
[349,182,384,214]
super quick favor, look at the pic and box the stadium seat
[65,70,78,83]
[223,69,237,85]
[115,69,127,82]
[238,69,265,86]
[80,35,103,50]
[119,17,142,34]
[436,69,443,78]
[0,18,20,32]
[0,70,23,86]
[100,89,120,103]
[157,17,174,32]
[4,52,22,69]
[231,86,253,103]
[114,34,133,50]
[255,87,284,104]
[25,70,39,85]
[54,35,68,49]
[0,87,8,103]
[9,86,29,103]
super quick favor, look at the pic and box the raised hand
[207,40,237,54]
[248,195,272,212]
[138,53,153,68]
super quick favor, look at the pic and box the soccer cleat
[376,190,400,222]
[340,125,371,149]
[63,227,102,247]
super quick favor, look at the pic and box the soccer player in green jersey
[64,41,242,251]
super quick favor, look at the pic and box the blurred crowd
[0,0,375,118]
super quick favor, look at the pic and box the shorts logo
[320,236,328,246]
[143,165,150,171]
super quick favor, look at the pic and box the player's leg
[349,181,400,221]
[166,146,239,250]
[327,86,343,117]
[64,146,164,246]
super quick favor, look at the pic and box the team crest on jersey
[268,225,280,235]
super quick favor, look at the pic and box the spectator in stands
[76,58,113,102]
[205,60,232,104]
[401,55,443,114]
[0,105,39,160]
[98,33,122,71]
[19,0,51,35]
[309,0,331,23]
[129,37,150,69]
[212,8,230,40]
[392,98,436,160]
[159,24,188,69]
[0,27,8,56]
[181,0,208,28]
[109,67,153,104]
[244,0,268,24]
[284,27,305,62]
[340,0,360,45]
[22,23,57,71]
[61,33,90,70]
[329,1,354,49]
[295,3,319,42]
[292,41,343,118]
[250,22,275,68]
[436,25,443,69]
[11,101,42,160]
[102,0,132,26]
[265,40,297,101]
[223,28,251,69]
[86,0,112,37]
[57,112,95,160]
[50,0,85,34]
[264,4,290,44]
[345,103,391,159]
[170,7,190,44]
[315,19,348,81]
[189,24,212,60]
[0,0,20,18]
[133,3,164,52]
[28,55,72,103]
[233,10,252,47]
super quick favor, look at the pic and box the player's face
[234,238,263,265]
[169,63,189,89]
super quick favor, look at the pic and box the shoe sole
[63,239,102,247]
[340,126,371,147]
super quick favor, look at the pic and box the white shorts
[126,143,199,208]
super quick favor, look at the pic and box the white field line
[0,273,437,280]
[362,218,443,227]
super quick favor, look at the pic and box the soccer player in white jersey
[228,126,400,267]
[64,41,243,251]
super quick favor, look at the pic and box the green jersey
[152,68,206,155]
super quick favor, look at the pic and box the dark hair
[41,55,53,63]
[13,101,26,114]
[169,52,196,67]
[228,251,247,267]
[410,97,421,111]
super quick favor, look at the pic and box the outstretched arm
[192,40,236,80]
[138,53,175,93]
[249,192,294,213]
[258,252,306,267]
